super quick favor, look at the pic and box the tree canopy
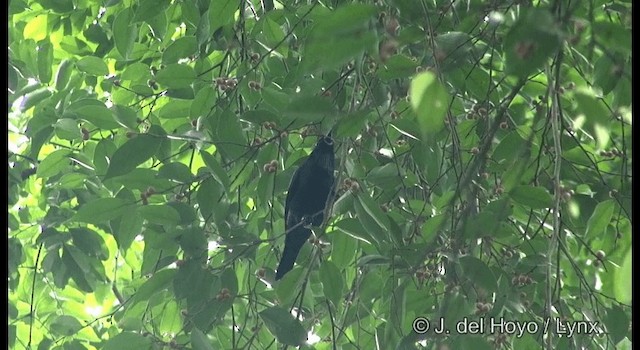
[8,0,631,349]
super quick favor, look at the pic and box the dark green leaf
[320,261,343,306]
[334,218,375,245]
[585,199,615,239]
[50,315,82,336]
[335,110,371,138]
[209,0,238,33]
[615,248,631,304]
[283,95,335,122]
[112,9,136,58]
[72,198,132,224]
[138,205,180,226]
[129,269,177,309]
[37,40,53,83]
[330,230,358,269]
[20,87,53,112]
[200,151,231,190]
[259,307,307,346]
[104,132,165,179]
[410,71,449,136]
[37,149,70,178]
[155,64,196,89]
[504,8,562,79]
[605,304,629,345]
[509,185,553,209]
[459,256,498,293]
[191,328,214,350]
[103,332,152,350]
[197,177,222,219]
[133,0,171,22]
[158,162,193,183]
[76,56,109,76]
[377,54,419,81]
[163,36,198,64]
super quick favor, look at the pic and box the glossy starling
[275,135,335,280]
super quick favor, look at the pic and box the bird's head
[310,134,335,169]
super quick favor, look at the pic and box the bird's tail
[275,226,312,280]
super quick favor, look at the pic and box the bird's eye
[323,137,334,145]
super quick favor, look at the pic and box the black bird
[275,135,335,280]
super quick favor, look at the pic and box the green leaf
[377,55,419,81]
[62,245,94,291]
[355,193,390,236]
[74,104,121,129]
[433,31,475,71]
[260,18,286,48]
[592,21,631,55]
[209,0,238,33]
[121,62,152,83]
[133,0,170,22]
[19,87,52,112]
[259,307,307,346]
[77,56,109,76]
[103,332,152,350]
[23,14,47,41]
[283,95,335,122]
[50,315,82,336]
[335,110,370,138]
[410,71,449,136]
[129,269,177,309]
[504,8,562,79]
[330,229,358,269]
[163,36,198,64]
[207,111,246,160]
[459,256,498,293]
[585,199,615,239]
[53,118,82,140]
[452,336,494,350]
[320,261,343,306]
[70,228,108,260]
[112,104,139,129]
[158,99,192,119]
[40,0,74,13]
[37,40,53,83]
[104,131,165,179]
[37,149,70,178]
[155,63,196,89]
[615,248,631,304]
[166,87,195,99]
[604,304,629,345]
[421,214,445,243]
[593,54,624,95]
[197,177,222,219]
[138,205,180,226]
[509,185,553,209]
[113,9,136,58]
[334,218,374,245]
[574,89,611,148]
[55,59,75,91]
[72,198,132,224]
[191,328,214,350]
[302,4,378,73]
[158,162,193,183]
[310,4,377,39]
[200,151,231,190]
[357,255,390,266]
[190,88,217,118]
[167,202,197,225]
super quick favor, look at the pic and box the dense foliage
[9,0,631,349]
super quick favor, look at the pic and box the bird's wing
[284,161,305,227]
